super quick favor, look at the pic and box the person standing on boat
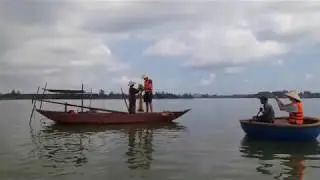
[253,96,275,123]
[128,81,140,114]
[142,74,153,112]
[275,91,304,125]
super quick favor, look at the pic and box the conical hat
[142,73,149,79]
[128,81,136,87]
[285,91,301,101]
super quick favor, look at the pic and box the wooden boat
[36,108,191,124]
[239,117,320,141]
[30,83,191,125]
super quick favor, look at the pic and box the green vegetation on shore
[1,89,320,100]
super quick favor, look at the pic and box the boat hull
[36,109,191,124]
[239,116,320,141]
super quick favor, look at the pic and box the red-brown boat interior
[36,109,191,124]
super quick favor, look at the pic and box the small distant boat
[239,117,320,141]
[30,83,191,125]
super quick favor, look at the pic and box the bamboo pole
[121,87,129,112]
[29,86,40,125]
[81,83,84,112]
[39,82,47,110]
[89,88,93,108]
[40,99,127,113]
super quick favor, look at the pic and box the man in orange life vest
[275,91,304,125]
[142,74,153,112]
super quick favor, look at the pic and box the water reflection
[31,124,90,168]
[30,122,186,171]
[240,136,320,180]
[122,123,186,170]
[126,126,154,169]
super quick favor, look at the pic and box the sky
[1,0,320,94]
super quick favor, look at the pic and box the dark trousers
[143,91,153,103]
[257,116,273,123]
[129,99,136,114]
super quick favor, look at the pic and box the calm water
[1,99,320,180]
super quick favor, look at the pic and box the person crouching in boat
[142,74,153,112]
[275,91,304,125]
[253,96,275,123]
[128,81,141,114]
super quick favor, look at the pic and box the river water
[0,99,320,180]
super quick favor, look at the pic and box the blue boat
[239,116,320,141]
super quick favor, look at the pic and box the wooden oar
[40,100,127,114]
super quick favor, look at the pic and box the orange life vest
[144,79,153,92]
[289,101,304,125]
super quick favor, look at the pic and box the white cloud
[111,75,141,87]
[4,37,116,67]
[200,73,215,86]
[271,59,283,66]
[144,38,192,56]
[0,1,134,91]
[145,24,288,68]
[2,1,320,92]
[254,10,320,39]
[305,73,313,80]
[141,1,320,69]
[224,66,245,74]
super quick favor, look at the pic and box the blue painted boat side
[239,116,320,141]
[240,122,320,141]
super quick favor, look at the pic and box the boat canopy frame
[33,82,88,113]
[29,82,127,125]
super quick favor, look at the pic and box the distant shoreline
[1,97,320,101]
[1,91,320,100]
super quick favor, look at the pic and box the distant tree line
[0,90,194,100]
[255,90,320,98]
[1,89,320,100]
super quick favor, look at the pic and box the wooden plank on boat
[41,99,127,114]
[42,88,86,94]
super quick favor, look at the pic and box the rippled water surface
[1,99,320,180]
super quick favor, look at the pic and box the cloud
[200,73,215,86]
[111,75,141,87]
[144,38,192,56]
[2,1,320,92]
[305,73,313,80]
[5,37,118,68]
[144,26,288,69]
[0,0,133,92]
[224,66,245,74]
[271,59,283,66]
[141,1,320,70]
